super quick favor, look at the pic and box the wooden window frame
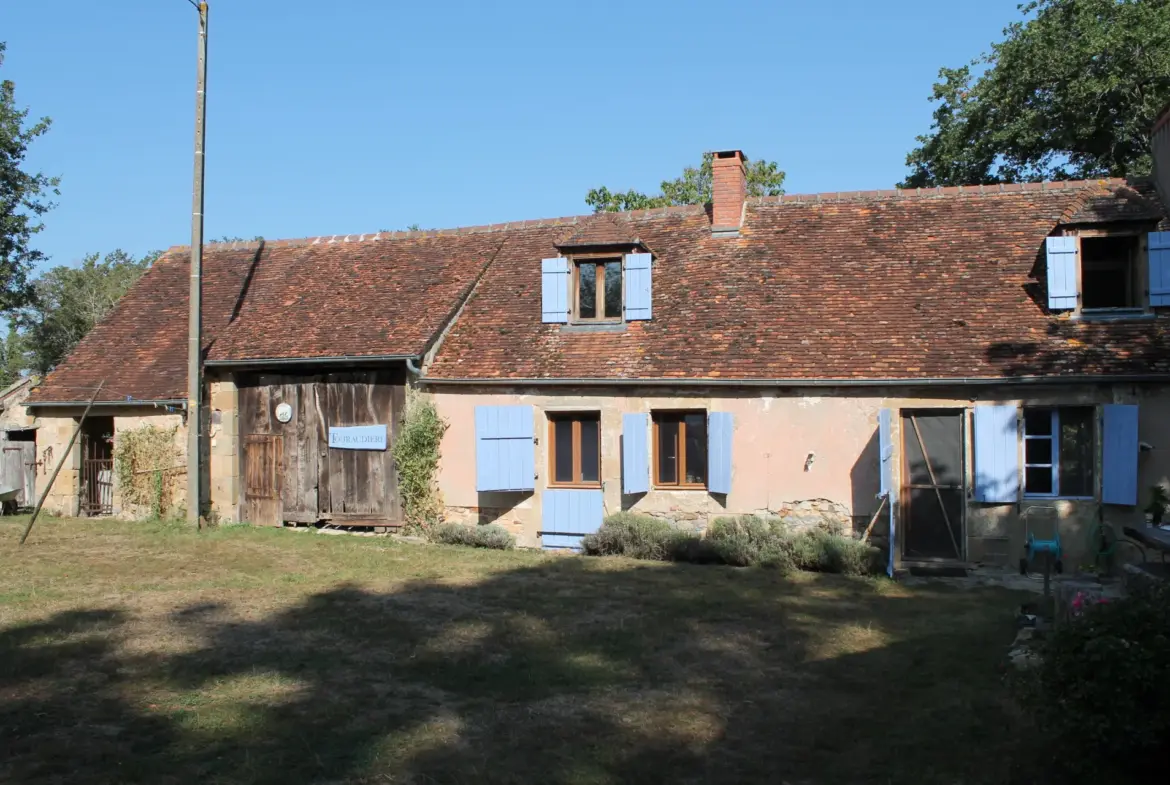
[1066,228,1150,314]
[547,412,602,488]
[571,254,623,323]
[1021,406,1096,500]
[652,410,707,490]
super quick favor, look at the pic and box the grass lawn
[1,517,1034,785]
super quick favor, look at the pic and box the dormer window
[1046,230,1169,315]
[1081,234,1142,310]
[574,257,623,321]
[540,252,653,324]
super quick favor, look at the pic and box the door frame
[899,408,967,562]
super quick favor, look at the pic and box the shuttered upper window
[1046,231,1170,313]
[574,258,623,321]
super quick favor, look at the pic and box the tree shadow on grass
[0,558,1034,784]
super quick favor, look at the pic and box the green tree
[586,153,786,213]
[1,42,59,311]
[19,249,157,374]
[904,0,1170,187]
[0,322,26,388]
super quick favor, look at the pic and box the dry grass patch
[1,517,1033,784]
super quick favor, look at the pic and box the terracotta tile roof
[27,177,1170,403]
[29,232,506,403]
[426,180,1170,381]
[557,214,642,247]
[1064,180,1165,224]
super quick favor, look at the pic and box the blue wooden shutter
[973,405,1019,503]
[541,257,569,323]
[541,489,604,550]
[475,405,535,491]
[879,409,893,497]
[622,413,649,494]
[1149,232,1170,306]
[1102,404,1139,505]
[623,253,652,320]
[707,412,733,494]
[1045,236,1078,310]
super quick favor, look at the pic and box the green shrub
[392,394,448,530]
[430,522,515,550]
[706,516,793,571]
[1017,581,1170,782]
[472,524,516,550]
[581,512,679,560]
[792,528,881,576]
[581,513,878,575]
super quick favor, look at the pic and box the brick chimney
[711,150,746,235]
[1153,105,1170,209]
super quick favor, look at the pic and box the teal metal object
[1020,506,1064,577]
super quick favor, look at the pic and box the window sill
[548,484,602,491]
[1070,309,1154,323]
[1022,495,1096,502]
[653,485,708,492]
[561,322,627,334]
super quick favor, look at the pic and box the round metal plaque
[275,402,293,423]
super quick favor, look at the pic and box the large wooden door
[243,434,283,526]
[320,372,402,521]
[237,370,404,526]
[901,411,965,561]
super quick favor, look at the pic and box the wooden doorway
[901,410,965,561]
[79,416,114,516]
[237,370,404,527]
[243,434,283,526]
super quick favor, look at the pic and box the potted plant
[1144,484,1169,527]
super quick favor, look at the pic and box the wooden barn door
[319,371,403,523]
[243,434,283,526]
[238,369,404,527]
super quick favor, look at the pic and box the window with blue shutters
[652,411,709,488]
[1022,407,1095,498]
[475,405,535,492]
[571,257,623,322]
[1045,231,1153,314]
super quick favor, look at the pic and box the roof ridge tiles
[755,177,1130,206]
[162,205,707,255]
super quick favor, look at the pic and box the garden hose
[1085,522,1144,568]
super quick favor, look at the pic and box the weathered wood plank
[294,379,319,518]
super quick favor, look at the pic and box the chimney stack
[711,150,746,235]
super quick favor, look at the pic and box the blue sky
[3,0,1025,271]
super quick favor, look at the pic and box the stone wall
[35,415,80,516]
[443,505,527,541]
[208,378,238,522]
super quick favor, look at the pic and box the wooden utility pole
[20,383,104,545]
[187,1,208,527]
